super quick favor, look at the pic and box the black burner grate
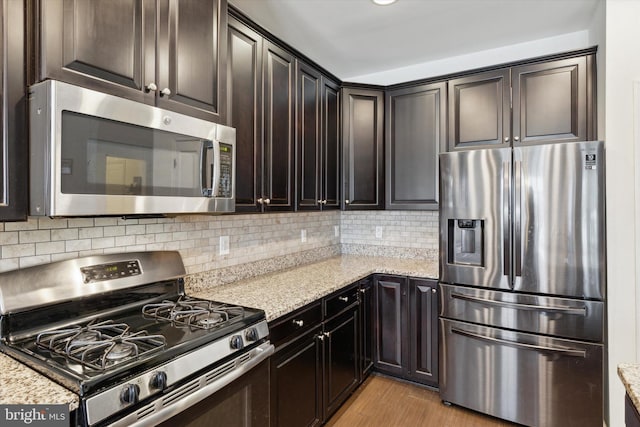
[142,296,245,330]
[36,320,166,371]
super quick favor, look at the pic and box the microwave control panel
[217,143,233,198]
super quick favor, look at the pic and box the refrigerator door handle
[502,161,511,280]
[514,160,522,277]
[450,292,587,315]
[451,327,587,358]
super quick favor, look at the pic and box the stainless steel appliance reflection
[439,141,605,427]
[0,251,273,426]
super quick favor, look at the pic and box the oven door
[108,342,273,427]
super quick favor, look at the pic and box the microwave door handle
[200,141,214,196]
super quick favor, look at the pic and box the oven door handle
[111,342,275,427]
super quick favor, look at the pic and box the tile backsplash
[0,210,439,274]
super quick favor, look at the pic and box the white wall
[346,30,592,86]
[605,1,640,426]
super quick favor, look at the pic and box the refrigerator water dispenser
[448,219,483,266]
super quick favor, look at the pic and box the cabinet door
[342,87,384,209]
[322,77,341,209]
[271,328,323,427]
[227,16,263,213]
[408,278,438,386]
[512,55,592,145]
[324,307,360,419]
[296,62,322,210]
[38,0,155,104]
[373,275,408,377]
[263,41,295,211]
[448,69,510,150]
[359,278,374,379]
[156,0,227,123]
[0,0,27,221]
[386,82,445,210]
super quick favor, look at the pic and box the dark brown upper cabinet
[262,41,296,211]
[0,0,27,221]
[448,53,595,150]
[512,55,593,145]
[386,82,445,210]
[296,61,340,211]
[35,0,227,123]
[341,87,384,210]
[448,69,511,150]
[227,15,294,213]
[227,16,263,212]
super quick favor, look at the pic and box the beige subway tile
[79,227,103,239]
[19,255,51,268]
[2,243,35,258]
[51,228,79,241]
[66,239,92,252]
[36,241,65,255]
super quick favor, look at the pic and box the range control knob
[230,335,244,350]
[120,384,140,405]
[149,371,168,391]
[245,327,259,342]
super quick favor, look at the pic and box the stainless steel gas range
[0,251,273,426]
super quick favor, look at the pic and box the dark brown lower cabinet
[373,275,407,377]
[323,307,360,419]
[358,278,374,378]
[270,285,363,427]
[272,326,323,427]
[408,278,438,386]
[626,394,640,427]
[373,275,439,388]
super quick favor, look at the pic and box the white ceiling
[229,0,602,83]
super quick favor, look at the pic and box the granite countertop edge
[618,363,640,413]
[0,254,438,408]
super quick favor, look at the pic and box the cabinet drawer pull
[292,319,304,327]
[339,296,349,302]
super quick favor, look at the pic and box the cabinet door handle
[345,199,350,205]
[292,319,304,327]
[264,198,271,205]
[160,87,171,97]
[257,197,264,205]
[317,334,324,341]
[322,200,327,205]
[338,296,349,302]
[145,82,158,92]
[324,332,331,338]
[359,288,367,294]
[504,136,510,143]
[514,136,520,142]
[431,288,437,294]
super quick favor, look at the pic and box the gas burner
[105,342,136,361]
[142,297,245,330]
[36,320,165,371]
[195,312,223,327]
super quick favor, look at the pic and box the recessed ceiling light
[372,0,397,5]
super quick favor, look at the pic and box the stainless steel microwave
[29,80,235,216]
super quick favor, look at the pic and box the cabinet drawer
[269,302,322,348]
[325,285,359,320]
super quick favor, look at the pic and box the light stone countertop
[187,254,439,321]
[619,363,640,413]
[0,352,79,410]
[0,254,438,408]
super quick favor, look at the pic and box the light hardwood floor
[325,374,515,427]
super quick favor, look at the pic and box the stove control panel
[81,260,142,284]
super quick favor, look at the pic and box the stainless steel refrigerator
[438,141,605,427]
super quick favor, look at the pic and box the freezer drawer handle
[450,292,587,315]
[451,327,587,358]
